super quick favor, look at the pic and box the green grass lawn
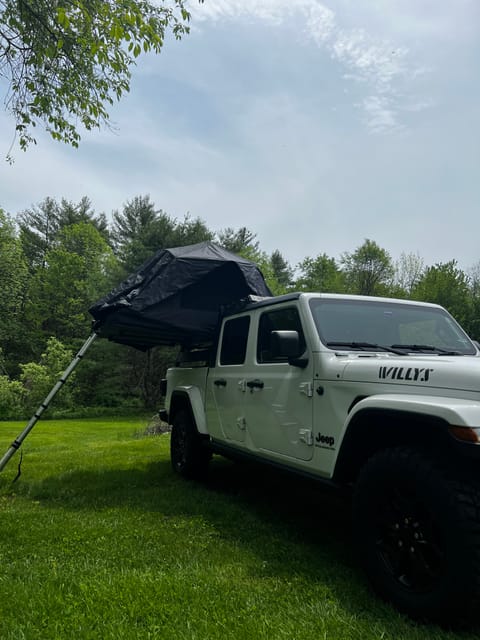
[0,417,477,639]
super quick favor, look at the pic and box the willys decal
[379,366,434,382]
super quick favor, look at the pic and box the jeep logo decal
[379,366,434,382]
[315,432,335,448]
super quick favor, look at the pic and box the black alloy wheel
[170,408,211,479]
[353,446,480,622]
[374,485,443,592]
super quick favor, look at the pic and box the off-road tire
[170,408,211,479]
[353,446,480,622]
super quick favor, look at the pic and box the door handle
[214,379,227,387]
[246,379,264,389]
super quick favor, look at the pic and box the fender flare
[346,393,480,430]
[170,386,208,435]
[333,393,480,484]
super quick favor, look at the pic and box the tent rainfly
[89,241,272,350]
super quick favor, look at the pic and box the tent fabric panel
[89,242,272,350]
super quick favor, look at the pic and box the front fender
[347,394,480,429]
[333,394,480,484]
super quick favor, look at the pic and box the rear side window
[220,316,251,365]
[257,307,306,363]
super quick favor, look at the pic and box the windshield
[309,298,476,356]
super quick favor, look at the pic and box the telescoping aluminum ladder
[0,332,98,474]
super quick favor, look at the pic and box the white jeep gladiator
[161,293,480,622]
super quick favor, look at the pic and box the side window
[220,316,251,365]
[257,308,306,363]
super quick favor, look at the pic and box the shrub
[0,375,24,419]
[19,337,74,415]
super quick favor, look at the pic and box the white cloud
[303,3,335,44]
[190,0,417,133]
[191,0,311,24]
[362,95,401,134]
[332,29,407,87]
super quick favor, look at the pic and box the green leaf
[56,7,70,29]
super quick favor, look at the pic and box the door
[209,315,250,444]
[243,307,314,461]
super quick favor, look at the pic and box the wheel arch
[333,406,452,485]
[169,387,208,435]
[333,393,480,485]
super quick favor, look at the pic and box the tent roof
[89,242,272,350]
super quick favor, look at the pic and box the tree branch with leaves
[0,0,202,155]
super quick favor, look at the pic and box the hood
[340,353,480,395]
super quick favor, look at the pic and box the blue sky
[1,0,479,273]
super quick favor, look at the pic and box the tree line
[1,195,479,419]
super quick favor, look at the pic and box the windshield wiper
[326,341,407,355]
[390,344,462,356]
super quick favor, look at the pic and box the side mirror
[270,330,309,368]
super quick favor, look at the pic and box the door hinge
[299,428,313,445]
[299,382,313,397]
[236,416,246,431]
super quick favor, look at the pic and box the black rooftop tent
[1,242,272,474]
[89,241,272,350]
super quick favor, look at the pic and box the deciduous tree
[393,252,425,296]
[341,239,394,296]
[0,209,28,369]
[295,253,344,293]
[26,222,117,338]
[412,260,471,328]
